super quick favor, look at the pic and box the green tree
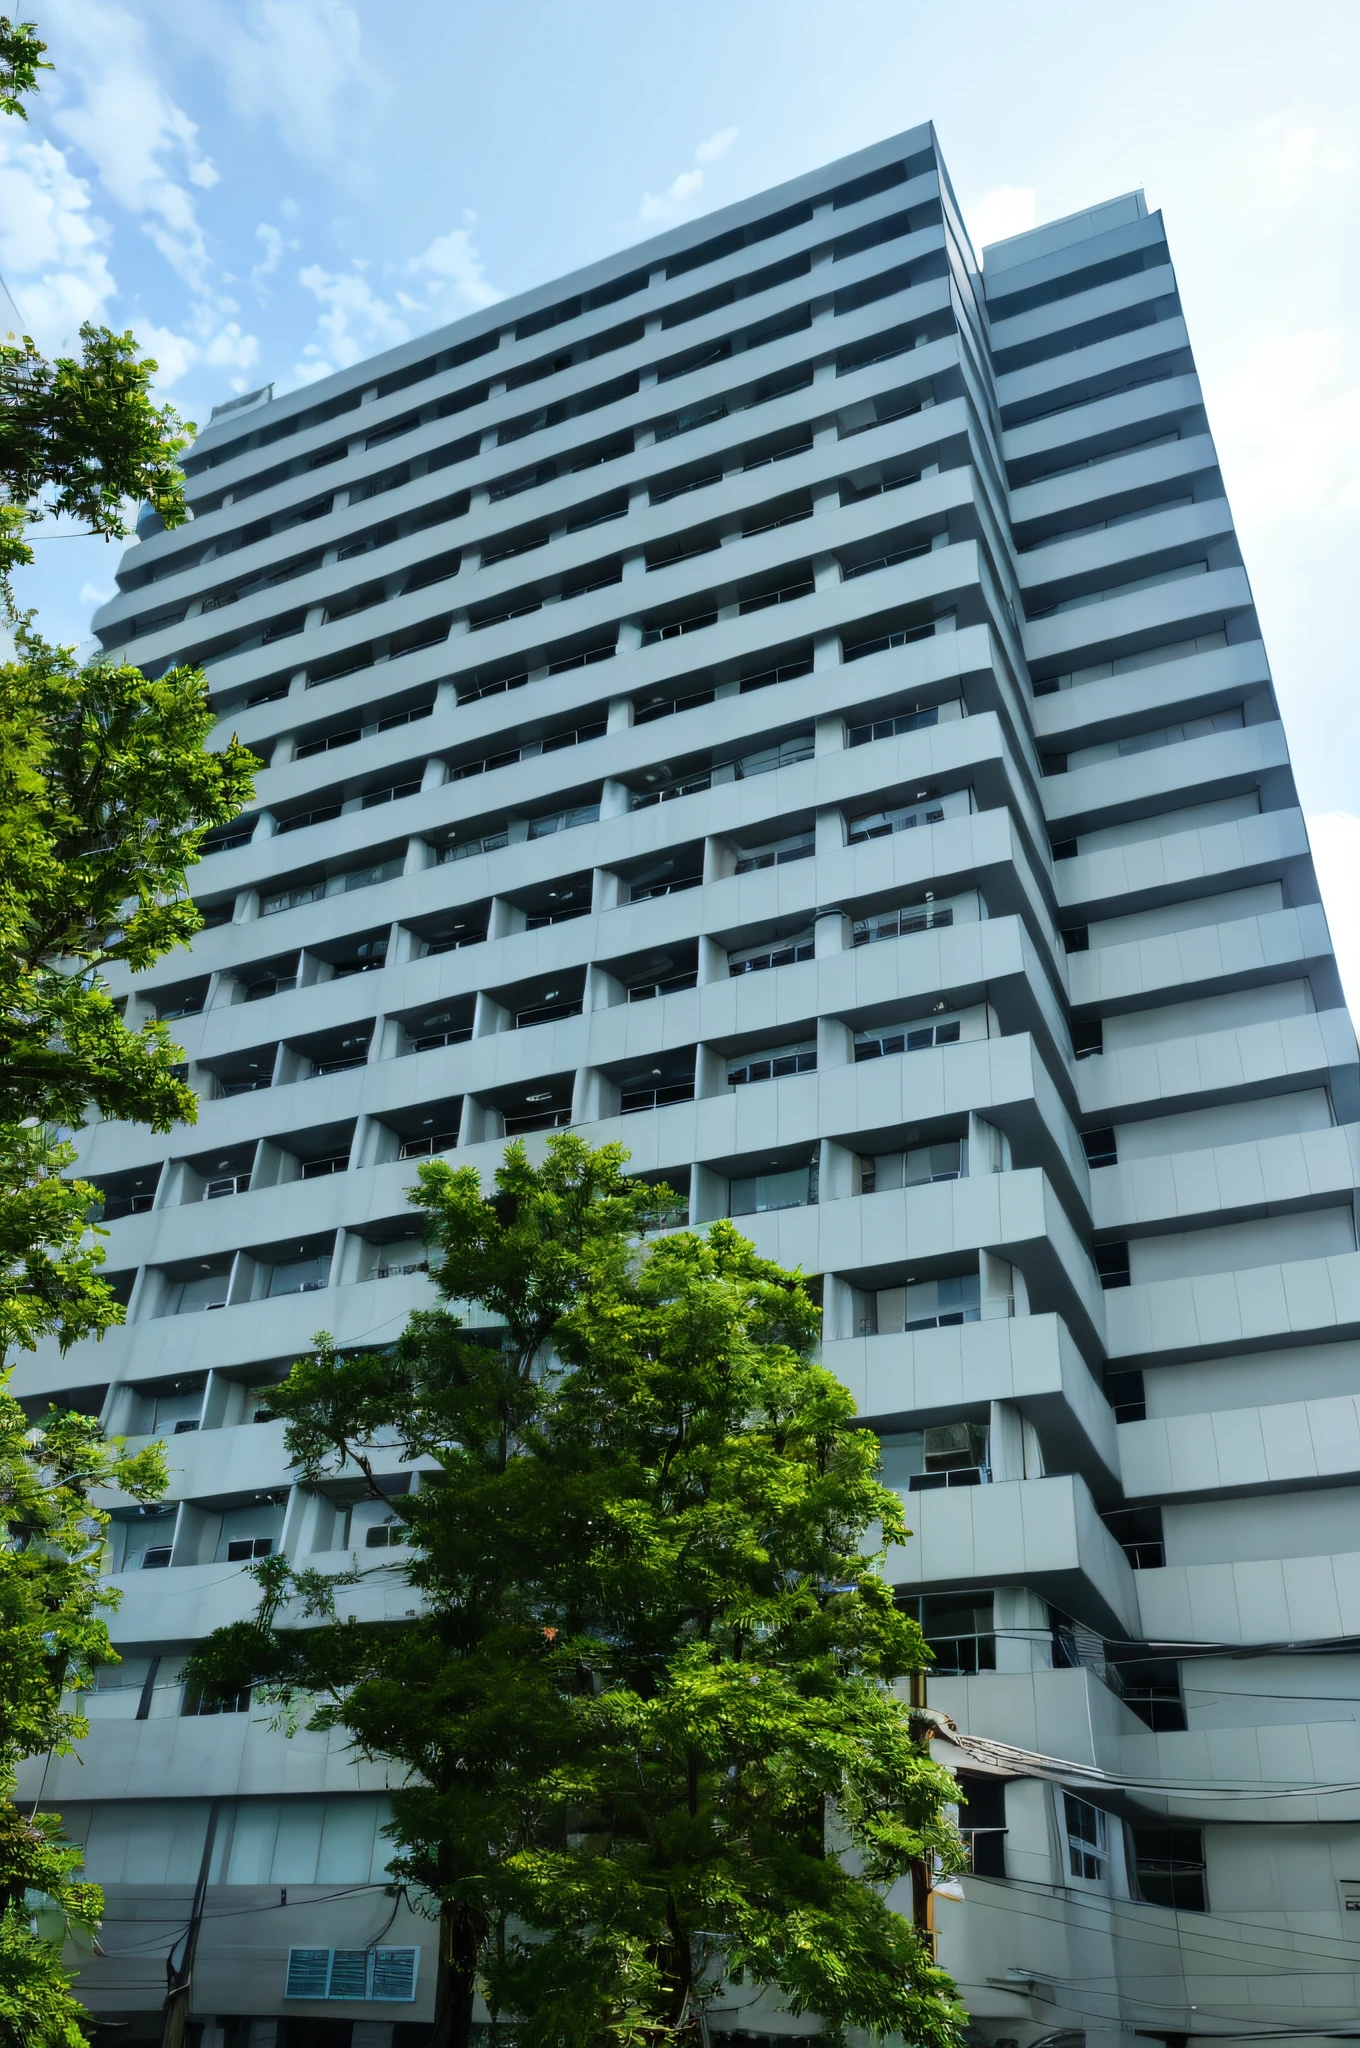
[0,17,195,594]
[0,1383,167,2045]
[189,1137,966,2048]
[0,633,254,2034]
[1,633,257,1365]
[0,24,256,2038]
[0,14,51,119]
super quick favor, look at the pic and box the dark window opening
[1103,1503,1164,1570]
[1132,1825,1206,1910]
[1095,1241,1131,1291]
[1106,1368,1146,1424]
[957,1771,1007,1879]
[1073,1016,1103,1059]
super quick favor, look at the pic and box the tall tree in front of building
[0,1387,166,2046]
[189,1136,967,2048]
[0,19,257,2040]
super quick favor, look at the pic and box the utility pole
[908,1666,937,1960]
[161,1799,220,2048]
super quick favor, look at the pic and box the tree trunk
[429,1895,482,2048]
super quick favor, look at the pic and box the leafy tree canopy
[0,16,193,596]
[0,1377,167,2044]
[0,14,50,118]
[0,633,255,1368]
[191,1137,967,2048]
[0,19,250,2044]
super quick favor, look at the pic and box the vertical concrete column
[690,1163,727,1225]
[121,1267,152,1326]
[816,1016,855,1069]
[571,1067,615,1125]
[472,990,508,1037]
[979,1249,1015,1321]
[591,866,622,912]
[486,896,517,941]
[821,1272,859,1343]
[968,1113,1007,1174]
[814,807,843,858]
[701,835,730,885]
[694,1043,727,1098]
[585,963,623,1010]
[988,1400,1026,1482]
[818,1139,857,1202]
[814,908,851,957]
[697,934,728,984]
[993,1586,1051,1673]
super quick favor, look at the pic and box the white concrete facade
[16,123,1360,2048]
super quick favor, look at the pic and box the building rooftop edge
[981,190,1148,276]
[189,122,940,451]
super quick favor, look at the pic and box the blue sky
[6,0,1360,987]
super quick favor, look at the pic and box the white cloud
[197,0,367,169]
[695,126,738,165]
[79,579,115,609]
[1307,812,1360,1018]
[298,262,409,372]
[290,354,335,386]
[291,223,501,385]
[969,184,1037,255]
[45,0,218,289]
[250,222,289,293]
[641,126,740,223]
[135,321,197,389]
[410,227,503,310]
[1203,111,1354,233]
[204,321,260,372]
[0,132,115,347]
[1208,323,1360,530]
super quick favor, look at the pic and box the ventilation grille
[284,1946,419,2002]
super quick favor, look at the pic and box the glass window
[729,1165,815,1216]
[877,1422,989,1491]
[267,1256,331,1298]
[1131,1825,1206,1910]
[1064,1793,1108,1882]
[726,1044,816,1086]
[898,1592,996,1673]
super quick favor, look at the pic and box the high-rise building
[18,120,1359,2047]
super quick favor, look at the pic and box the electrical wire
[84,1882,401,1956]
[948,1724,1360,1799]
[960,1871,1360,1970]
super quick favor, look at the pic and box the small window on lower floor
[956,1771,1007,1879]
[1131,1825,1206,1910]
[1064,1792,1108,1881]
[183,1684,252,1716]
[226,1536,274,1561]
